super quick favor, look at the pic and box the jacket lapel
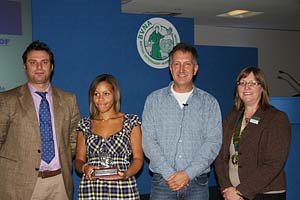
[18,85,40,144]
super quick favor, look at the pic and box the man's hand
[167,171,190,191]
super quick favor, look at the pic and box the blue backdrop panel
[285,124,300,200]
[194,45,258,186]
[270,97,300,124]
[195,45,258,118]
[270,97,300,200]
[31,0,194,118]
[32,0,193,197]
[31,0,258,198]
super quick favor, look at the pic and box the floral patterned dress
[77,114,141,200]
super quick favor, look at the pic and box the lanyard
[233,113,244,152]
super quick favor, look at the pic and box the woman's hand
[82,164,100,181]
[223,187,244,200]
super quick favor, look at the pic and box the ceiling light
[228,10,249,16]
[217,9,263,18]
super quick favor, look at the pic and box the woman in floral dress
[75,74,144,199]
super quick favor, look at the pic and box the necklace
[245,117,250,124]
[95,114,124,122]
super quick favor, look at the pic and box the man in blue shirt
[142,42,222,200]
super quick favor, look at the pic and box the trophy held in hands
[92,148,118,178]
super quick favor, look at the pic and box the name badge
[249,116,260,125]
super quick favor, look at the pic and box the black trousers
[213,187,285,200]
[252,192,286,200]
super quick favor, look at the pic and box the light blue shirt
[142,82,222,180]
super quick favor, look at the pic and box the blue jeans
[150,173,209,200]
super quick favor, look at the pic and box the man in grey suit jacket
[0,41,80,199]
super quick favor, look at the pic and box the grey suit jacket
[0,84,80,200]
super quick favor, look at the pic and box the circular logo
[137,18,180,69]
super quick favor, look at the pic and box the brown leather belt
[38,169,61,179]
